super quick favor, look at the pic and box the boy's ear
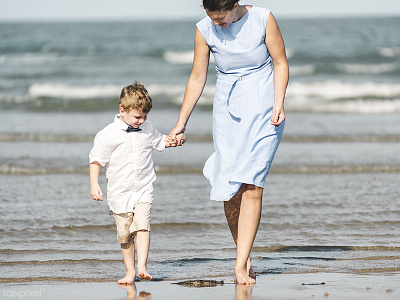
[119,106,125,114]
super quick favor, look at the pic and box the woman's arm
[265,13,289,126]
[170,28,210,137]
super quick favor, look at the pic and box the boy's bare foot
[118,271,136,284]
[235,267,256,285]
[138,269,152,280]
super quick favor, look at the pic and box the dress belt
[217,64,272,119]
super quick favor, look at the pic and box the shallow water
[1,171,399,283]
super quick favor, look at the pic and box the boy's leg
[131,202,152,280]
[136,230,152,279]
[224,187,256,280]
[114,213,136,284]
[119,238,136,284]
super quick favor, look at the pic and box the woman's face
[206,3,239,28]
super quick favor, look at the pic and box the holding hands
[165,132,186,148]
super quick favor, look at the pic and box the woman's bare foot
[118,271,136,284]
[246,257,256,280]
[235,267,256,285]
[138,268,152,280]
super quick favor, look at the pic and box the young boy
[89,81,185,284]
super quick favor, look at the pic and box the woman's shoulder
[196,15,213,40]
[196,15,212,30]
[249,6,271,16]
[248,6,271,26]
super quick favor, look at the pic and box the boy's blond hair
[119,81,152,113]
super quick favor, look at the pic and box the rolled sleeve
[89,131,113,166]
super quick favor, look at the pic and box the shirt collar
[114,114,131,131]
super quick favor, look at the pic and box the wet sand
[1,273,399,300]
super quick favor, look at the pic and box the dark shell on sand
[173,280,224,287]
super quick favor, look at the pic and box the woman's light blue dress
[197,7,285,201]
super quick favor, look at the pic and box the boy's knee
[120,239,133,249]
[242,184,263,200]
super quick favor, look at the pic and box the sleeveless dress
[197,6,285,201]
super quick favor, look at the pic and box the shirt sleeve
[89,130,113,166]
[148,122,166,152]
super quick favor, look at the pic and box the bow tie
[126,125,142,132]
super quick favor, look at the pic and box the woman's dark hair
[202,0,239,12]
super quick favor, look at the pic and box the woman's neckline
[233,5,252,23]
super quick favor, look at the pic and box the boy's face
[119,107,148,128]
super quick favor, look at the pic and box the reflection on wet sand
[235,284,254,300]
[118,283,152,300]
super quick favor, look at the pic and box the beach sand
[1,273,399,300]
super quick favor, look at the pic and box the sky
[0,0,400,21]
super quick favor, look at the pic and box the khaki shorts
[113,202,152,244]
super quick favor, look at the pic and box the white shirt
[89,114,165,213]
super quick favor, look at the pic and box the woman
[170,0,288,285]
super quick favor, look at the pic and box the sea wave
[335,63,398,75]
[2,80,400,114]
[0,53,66,66]
[289,64,316,76]
[286,81,400,113]
[0,259,120,266]
[251,245,400,252]
[2,133,400,143]
[0,133,94,143]
[377,46,400,58]
[51,222,226,232]
[28,83,121,99]
[0,164,89,175]
[1,163,400,175]
[163,50,215,64]
[21,82,215,106]
[163,49,295,64]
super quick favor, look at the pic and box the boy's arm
[165,133,186,148]
[89,161,103,201]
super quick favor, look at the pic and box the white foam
[28,83,121,99]
[377,47,400,58]
[26,82,216,105]
[146,83,215,105]
[335,63,397,74]
[19,81,400,114]
[1,53,64,66]
[163,50,194,64]
[286,98,400,114]
[163,48,294,64]
[287,81,400,100]
[286,81,400,113]
[289,65,316,76]
[285,48,295,59]
[163,50,216,64]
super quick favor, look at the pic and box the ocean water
[0,15,400,284]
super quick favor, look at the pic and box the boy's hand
[165,135,177,147]
[90,184,103,201]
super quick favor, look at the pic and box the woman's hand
[271,102,285,126]
[169,124,186,146]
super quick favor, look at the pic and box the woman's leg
[235,184,262,284]
[224,184,262,284]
